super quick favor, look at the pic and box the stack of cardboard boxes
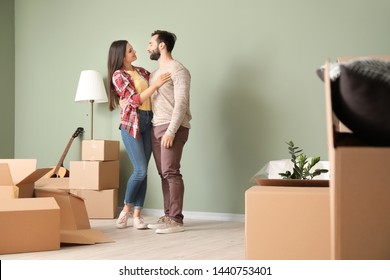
[0,140,120,255]
[69,140,120,219]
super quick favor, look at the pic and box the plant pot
[256,178,329,187]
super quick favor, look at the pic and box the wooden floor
[1,216,245,260]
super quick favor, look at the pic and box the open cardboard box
[0,159,37,184]
[0,161,61,254]
[36,177,118,219]
[0,164,18,198]
[0,162,52,198]
[324,57,390,259]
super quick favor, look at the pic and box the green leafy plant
[278,141,328,180]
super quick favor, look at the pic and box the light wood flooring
[1,216,245,260]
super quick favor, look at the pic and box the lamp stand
[90,100,94,139]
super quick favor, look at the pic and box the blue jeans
[120,110,153,209]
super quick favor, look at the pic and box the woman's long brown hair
[107,40,128,111]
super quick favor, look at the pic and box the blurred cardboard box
[324,58,390,259]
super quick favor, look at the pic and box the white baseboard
[118,207,245,223]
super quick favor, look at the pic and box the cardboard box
[0,159,37,184]
[35,188,90,230]
[70,189,118,219]
[0,164,17,198]
[324,59,390,259]
[0,197,60,254]
[330,147,390,260]
[0,163,51,198]
[69,160,119,190]
[0,185,18,199]
[34,188,112,245]
[245,186,330,260]
[82,140,119,161]
[16,168,53,198]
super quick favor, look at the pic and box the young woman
[107,40,170,229]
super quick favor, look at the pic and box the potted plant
[278,141,328,180]
[256,141,329,187]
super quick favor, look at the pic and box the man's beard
[149,49,161,60]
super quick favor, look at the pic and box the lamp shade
[75,70,108,103]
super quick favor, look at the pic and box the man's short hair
[152,30,177,53]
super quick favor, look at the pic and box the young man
[147,30,191,234]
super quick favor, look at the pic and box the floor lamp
[75,70,108,139]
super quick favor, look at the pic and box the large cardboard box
[69,160,119,190]
[70,189,118,219]
[324,59,390,259]
[330,148,390,260]
[245,186,330,260]
[82,140,119,161]
[34,188,112,245]
[0,197,60,254]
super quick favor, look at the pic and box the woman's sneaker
[133,216,148,230]
[147,216,168,229]
[116,211,131,229]
[155,217,184,234]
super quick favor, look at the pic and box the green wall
[0,0,15,158]
[13,0,390,215]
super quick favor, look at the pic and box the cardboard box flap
[35,177,70,190]
[17,168,52,185]
[15,168,52,198]
[0,197,60,211]
[0,163,14,186]
[61,229,113,245]
[34,187,84,200]
[0,159,37,184]
[34,188,90,230]
[0,186,19,199]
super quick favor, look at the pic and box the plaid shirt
[112,67,150,138]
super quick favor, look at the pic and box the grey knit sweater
[150,60,191,136]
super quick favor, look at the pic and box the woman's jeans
[120,110,153,209]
